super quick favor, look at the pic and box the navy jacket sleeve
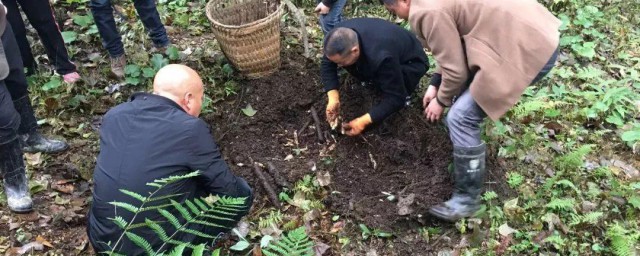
[320,55,340,92]
[187,119,252,199]
[321,0,337,8]
[368,56,408,123]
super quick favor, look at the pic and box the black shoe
[20,132,69,154]
[1,139,33,213]
[429,143,486,222]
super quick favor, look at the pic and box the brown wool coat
[409,0,561,120]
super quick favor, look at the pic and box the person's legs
[133,0,169,48]
[90,0,124,57]
[3,0,37,75]
[0,81,32,213]
[18,0,79,78]
[319,0,347,35]
[2,25,68,153]
[429,89,487,221]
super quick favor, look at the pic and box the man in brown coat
[382,0,561,221]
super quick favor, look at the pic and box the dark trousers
[0,25,36,144]
[90,0,169,57]
[3,0,77,75]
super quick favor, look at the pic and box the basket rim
[205,0,284,30]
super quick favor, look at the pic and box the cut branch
[266,162,291,188]
[253,162,281,209]
[310,107,325,143]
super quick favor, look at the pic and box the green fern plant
[103,171,247,255]
[606,223,639,256]
[263,227,314,256]
[554,144,594,172]
[546,197,576,212]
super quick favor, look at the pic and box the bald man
[87,64,253,254]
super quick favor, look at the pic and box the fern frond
[159,209,182,229]
[170,199,193,221]
[129,222,150,230]
[215,196,248,206]
[147,193,185,203]
[263,227,314,256]
[200,213,237,222]
[120,189,147,202]
[185,200,201,215]
[191,244,205,256]
[583,211,604,225]
[167,244,187,256]
[125,232,154,256]
[153,171,201,185]
[145,218,170,241]
[546,198,576,212]
[146,182,162,188]
[141,204,175,212]
[554,145,594,172]
[109,201,140,213]
[193,198,209,211]
[190,219,228,228]
[607,223,635,256]
[180,228,215,239]
[110,216,128,229]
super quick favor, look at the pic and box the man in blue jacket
[321,18,428,136]
[87,64,253,254]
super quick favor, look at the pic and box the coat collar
[129,92,186,113]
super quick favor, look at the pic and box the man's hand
[422,85,438,108]
[326,90,340,128]
[424,100,444,122]
[314,2,330,14]
[342,114,372,136]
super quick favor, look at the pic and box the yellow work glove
[326,90,340,129]
[342,114,372,136]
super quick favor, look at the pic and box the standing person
[3,0,81,83]
[381,0,560,221]
[1,3,69,213]
[90,0,169,78]
[321,18,428,136]
[315,0,347,35]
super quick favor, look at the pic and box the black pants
[3,0,77,75]
[0,25,36,145]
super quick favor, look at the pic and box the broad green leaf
[229,240,250,251]
[166,46,180,60]
[261,235,274,248]
[125,77,140,86]
[621,130,640,142]
[125,64,141,76]
[142,67,156,78]
[241,104,257,117]
[151,54,169,70]
[73,15,93,27]
[42,77,62,91]
[628,195,640,209]
[61,31,77,44]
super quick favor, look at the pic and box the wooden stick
[282,0,310,58]
[310,107,325,143]
[297,117,312,135]
[266,162,291,188]
[253,162,281,209]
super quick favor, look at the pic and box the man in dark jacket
[1,2,69,213]
[321,18,428,136]
[87,64,253,254]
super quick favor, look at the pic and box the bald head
[153,64,205,117]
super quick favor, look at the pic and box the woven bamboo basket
[206,0,283,79]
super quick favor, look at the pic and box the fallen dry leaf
[314,242,330,256]
[315,172,331,187]
[6,241,45,256]
[9,222,20,231]
[330,221,345,233]
[24,153,42,166]
[36,236,53,248]
[397,193,415,216]
[52,183,74,194]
